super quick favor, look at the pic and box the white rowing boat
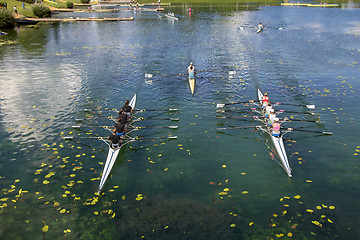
[189,78,195,95]
[97,94,137,194]
[165,12,179,20]
[257,89,292,177]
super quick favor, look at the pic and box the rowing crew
[108,100,134,149]
[261,92,281,137]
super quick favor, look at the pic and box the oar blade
[217,104,225,108]
[306,105,316,109]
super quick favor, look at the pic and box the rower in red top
[262,92,269,108]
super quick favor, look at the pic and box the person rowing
[272,117,281,137]
[268,108,276,125]
[113,119,126,136]
[258,23,264,31]
[187,62,195,79]
[108,131,122,149]
[118,109,129,124]
[262,92,269,108]
[120,100,133,116]
[265,101,273,117]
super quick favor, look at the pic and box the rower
[268,108,276,125]
[262,92,269,108]
[120,100,133,116]
[118,109,129,124]
[265,101,273,117]
[108,132,122,149]
[187,62,195,79]
[258,23,264,30]
[113,119,126,136]
[272,117,281,137]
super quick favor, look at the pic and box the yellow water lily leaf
[329,206,335,210]
[53,202,60,207]
[60,209,66,214]
[287,232,293,237]
[306,209,313,213]
[230,224,236,227]
[294,195,301,199]
[249,222,254,226]
[43,180,50,185]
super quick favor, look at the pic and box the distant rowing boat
[97,94,137,194]
[165,13,179,20]
[257,89,292,177]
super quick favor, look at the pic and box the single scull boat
[97,94,137,194]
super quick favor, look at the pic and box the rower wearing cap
[108,132,122,149]
[120,100,133,116]
[268,108,276,125]
[272,118,281,137]
[187,62,195,79]
[262,92,269,108]
[265,101,273,117]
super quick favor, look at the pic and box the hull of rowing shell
[97,93,137,194]
[257,28,263,34]
[165,14,179,20]
[257,89,292,177]
[97,147,121,194]
[189,78,195,95]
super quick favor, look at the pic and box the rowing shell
[97,94,137,194]
[189,78,195,95]
[257,89,292,177]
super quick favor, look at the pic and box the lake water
[0,3,359,239]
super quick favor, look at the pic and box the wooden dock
[28,17,134,22]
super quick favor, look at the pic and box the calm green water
[0,4,359,239]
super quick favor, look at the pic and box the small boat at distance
[165,12,179,20]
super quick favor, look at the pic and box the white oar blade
[323,132,332,135]
[72,125,81,128]
[169,108,177,111]
[63,136,74,140]
[306,105,315,109]
[168,136,177,139]
[228,71,236,75]
[169,126,178,129]
[217,104,225,108]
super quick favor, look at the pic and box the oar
[135,108,177,112]
[217,116,255,120]
[284,128,332,135]
[72,125,178,129]
[63,136,178,140]
[278,110,320,116]
[275,102,315,109]
[217,126,257,130]
[136,117,179,121]
[129,126,178,129]
[216,108,257,113]
[217,100,259,108]
[281,118,321,123]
